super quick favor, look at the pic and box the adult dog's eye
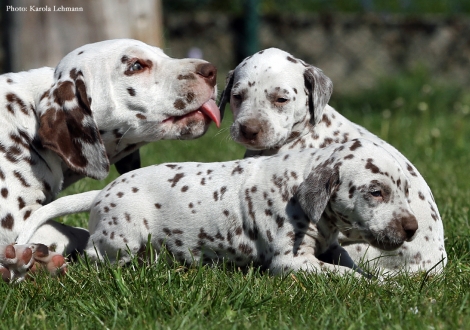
[232,94,242,101]
[130,62,144,72]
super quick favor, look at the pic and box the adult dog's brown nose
[196,63,217,87]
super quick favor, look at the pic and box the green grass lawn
[1,69,469,329]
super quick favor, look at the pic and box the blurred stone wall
[2,9,470,94]
[1,0,163,72]
[164,12,470,94]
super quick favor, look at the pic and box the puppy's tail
[17,190,101,244]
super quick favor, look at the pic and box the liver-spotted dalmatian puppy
[19,139,417,276]
[0,39,221,281]
[218,48,446,274]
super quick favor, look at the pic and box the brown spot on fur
[287,132,300,141]
[232,165,244,175]
[350,140,362,151]
[349,185,356,198]
[168,173,184,187]
[407,163,418,177]
[319,137,333,148]
[127,88,136,96]
[175,239,183,247]
[23,210,31,220]
[198,228,214,242]
[266,230,273,242]
[1,213,14,229]
[287,56,298,63]
[174,99,185,110]
[13,171,30,187]
[321,114,331,127]
[18,197,25,209]
[238,243,253,255]
[6,93,29,115]
[365,158,380,174]
[276,215,285,228]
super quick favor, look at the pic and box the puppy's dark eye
[232,94,242,101]
[277,98,288,103]
[370,190,382,198]
[130,62,144,72]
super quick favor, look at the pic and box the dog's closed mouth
[164,99,221,127]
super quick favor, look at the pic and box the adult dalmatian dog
[0,39,221,282]
[16,139,418,277]
[218,48,446,274]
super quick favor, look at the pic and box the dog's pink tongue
[199,99,221,128]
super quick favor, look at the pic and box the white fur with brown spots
[219,47,446,274]
[23,139,418,277]
[0,39,220,282]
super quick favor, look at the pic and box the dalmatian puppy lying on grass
[0,39,221,282]
[19,139,417,277]
[218,47,446,274]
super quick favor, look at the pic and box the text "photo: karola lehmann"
[6,5,83,12]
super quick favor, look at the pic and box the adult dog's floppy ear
[218,70,234,121]
[295,165,340,224]
[38,69,110,180]
[303,65,333,126]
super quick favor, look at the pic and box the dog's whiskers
[115,127,132,152]
[214,126,230,137]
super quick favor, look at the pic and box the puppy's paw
[0,244,67,282]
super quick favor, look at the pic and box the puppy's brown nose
[240,123,260,141]
[196,63,217,87]
[402,215,418,241]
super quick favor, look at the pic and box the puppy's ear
[303,65,333,126]
[37,69,110,180]
[218,70,234,121]
[295,165,340,224]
